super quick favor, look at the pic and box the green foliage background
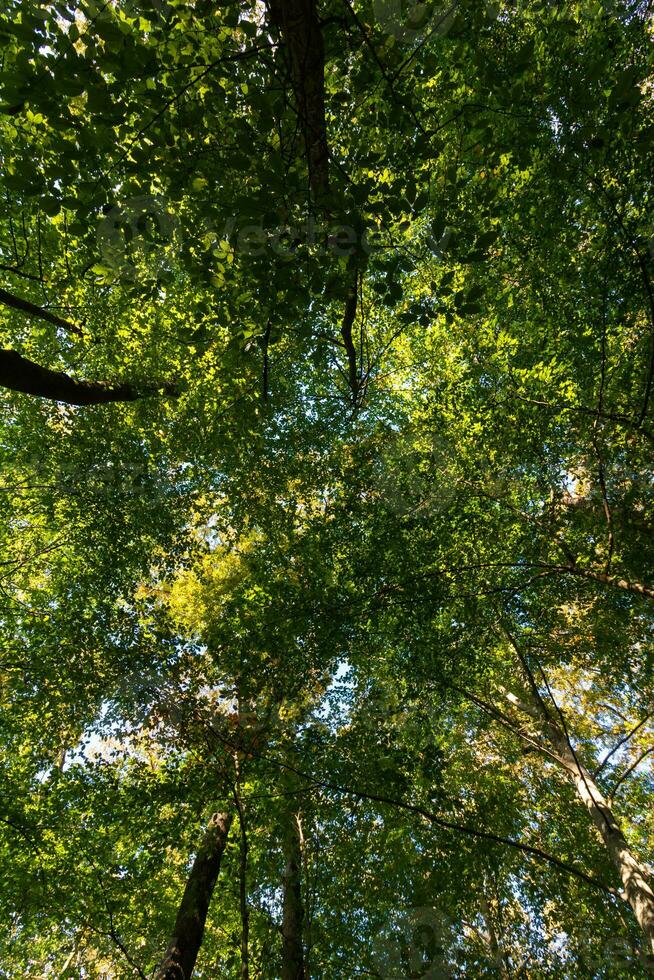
[1,0,654,976]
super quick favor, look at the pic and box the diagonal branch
[595,712,652,777]
[609,747,654,801]
[0,285,83,336]
[0,349,178,405]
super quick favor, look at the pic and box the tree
[157,812,234,980]
[1,0,654,976]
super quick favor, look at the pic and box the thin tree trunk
[281,809,306,980]
[0,349,176,404]
[157,811,233,980]
[503,688,654,951]
[549,726,654,952]
[235,790,250,980]
[340,272,360,406]
[478,892,510,978]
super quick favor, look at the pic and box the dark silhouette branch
[610,747,654,801]
[595,713,653,776]
[0,349,178,405]
[340,271,359,405]
[0,285,83,336]
[262,317,272,403]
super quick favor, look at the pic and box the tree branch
[340,271,359,405]
[609,747,654,801]
[0,285,83,336]
[0,349,178,405]
[595,712,652,776]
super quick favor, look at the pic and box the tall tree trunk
[548,724,654,952]
[503,688,654,951]
[266,0,365,409]
[281,809,306,980]
[267,0,329,201]
[235,790,250,980]
[157,811,233,980]
[0,348,177,405]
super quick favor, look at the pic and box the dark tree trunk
[281,810,306,980]
[266,0,366,410]
[157,811,233,980]
[0,349,176,405]
[235,792,250,980]
[267,0,329,200]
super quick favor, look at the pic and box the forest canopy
[1,0,654,976]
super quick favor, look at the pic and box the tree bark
[503,688,654,952]
[0,349,176,405]
[267,0,329,200]
[564,564,654,602]
[281,810,306,980]
[157,811,233,980]
[340,272,360,405]
[549,726,654,952]
[267,0,366,413]
[235,791,250,980]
